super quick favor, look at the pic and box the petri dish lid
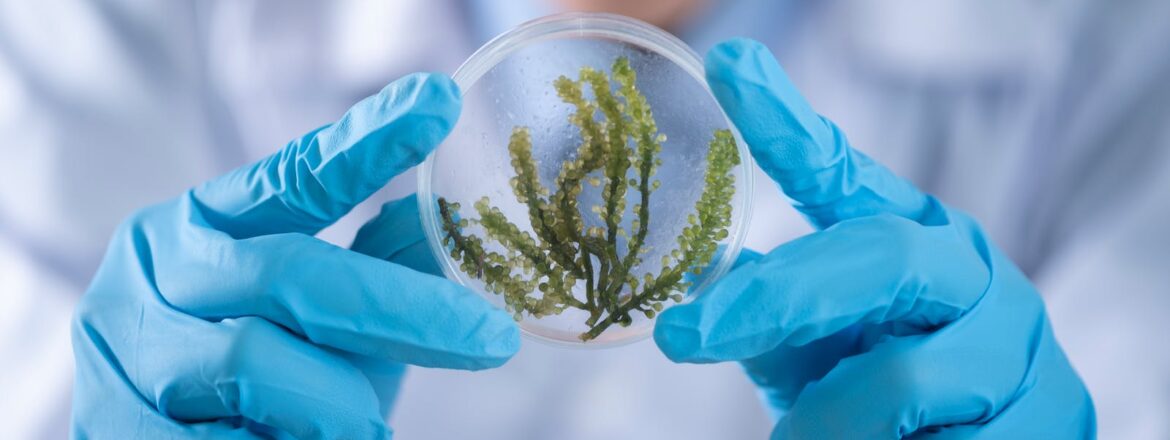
[418,12,753,348]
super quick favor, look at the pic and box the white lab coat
[1,0,1167,438]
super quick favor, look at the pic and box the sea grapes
[438,56,739,341]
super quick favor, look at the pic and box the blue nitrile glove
[654,39,1095,439]
[71,73,520,439]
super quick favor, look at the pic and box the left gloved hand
[654,39,1095,439]
[70,73,518,439]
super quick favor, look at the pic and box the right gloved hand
[70,73,520,439]
[654,39,1094,439]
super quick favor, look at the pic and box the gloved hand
[655,39,1095,439]
[71,73,520,439]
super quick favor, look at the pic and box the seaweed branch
[438,56,739,341]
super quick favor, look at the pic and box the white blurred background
[2,0,1168,438]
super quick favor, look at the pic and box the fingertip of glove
[464,309,521,370]
[654,265,768,363]
[444,283,521,370]
[705,38,773,85]
[707,38,769,63]
[653,306,707,363]
[385,276,519,371]
[314,72,463,190]
[385,72,461,106]
[365,73,462,161]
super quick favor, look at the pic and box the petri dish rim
[417,12,755,349]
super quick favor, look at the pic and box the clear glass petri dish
[417,12,753,348]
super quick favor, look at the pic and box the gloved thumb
[705,39,935,230]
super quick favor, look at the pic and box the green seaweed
[438,56,739,341]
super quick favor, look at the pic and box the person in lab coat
[1,0,1167,438]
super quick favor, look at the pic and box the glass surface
[418,13,753,347]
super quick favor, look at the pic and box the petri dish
[417,12,753,348]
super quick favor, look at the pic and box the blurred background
[1,0,1168,438]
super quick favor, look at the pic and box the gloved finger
[770,281,1055,440]
[345,195,437,416]
[73,269,389,439]
[351,193,442,276]
[700,248,851,416]
[769,334,991,439]
[654,214,989,363]
[741,325,862,417]
[333,350,409,419]
[772,334,1005,439]
[192,73,460,238]
[143,317,390,439]
[705,38,939,229]
[806,261,1090,440]
[72,329,263,440]
[70,390,261,440]
[154,197,519,370]
[910,350,1095,440]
